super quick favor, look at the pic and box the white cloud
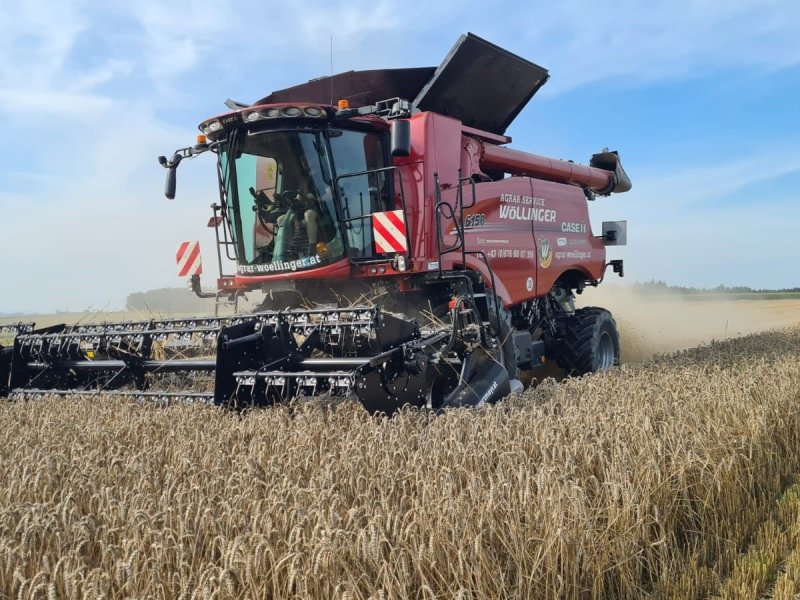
[295,1,403,51]
[591,150,800,289]
[0,1,88,89]
[71,59,133,92]
[515,0,800,93]
[0,89,113,115]
[632,148,800,207]
[130,0,234,82]
[0,106,221,313]
[618,201,800,289]
[0,1,119,118]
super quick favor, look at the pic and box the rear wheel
[555,307,620,375]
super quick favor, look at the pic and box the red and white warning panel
[176,241,203,277]
[372,210,408,254]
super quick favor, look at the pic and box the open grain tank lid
[412,33,549,135]
[255,33,549,135]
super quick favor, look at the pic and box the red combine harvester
[1,34,630,413]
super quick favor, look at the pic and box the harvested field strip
[705,479,799,600]
[709,479,800,600]
[0,327,799,599]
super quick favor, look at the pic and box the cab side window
[329,130,389,257]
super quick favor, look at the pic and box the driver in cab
[253,183,329,262]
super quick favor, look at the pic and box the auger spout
[480,144,632,195]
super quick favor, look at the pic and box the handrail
[335,165,410,261]
[434,169,472,273]
[215,157,238,264]
[434,173,501,335]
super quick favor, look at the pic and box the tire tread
[555,307,620,375]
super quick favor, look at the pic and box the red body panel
[216,109,611,305]
[394,112,606,306]
[437,171,605,306]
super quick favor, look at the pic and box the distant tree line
[630,280,800,295]
[125,287,216,313]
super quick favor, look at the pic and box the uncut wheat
[0,326,798,599]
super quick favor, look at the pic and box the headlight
[244,111,262,122]
[200,120,222,135]
[281,106,303,117]
[303,106,324,117]
[262,108,281,118]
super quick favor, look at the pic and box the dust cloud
[577,285,800,362]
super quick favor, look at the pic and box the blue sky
[1,0,798,313]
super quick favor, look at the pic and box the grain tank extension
[1,33,630,413]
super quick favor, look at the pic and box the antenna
[330,37,334,105]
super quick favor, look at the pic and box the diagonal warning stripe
[372,210,407,253]
[373,219,405,252]
[373,227,402,254]
[177,242,198,275]
[384,209,405,232]
[176,241,203,276]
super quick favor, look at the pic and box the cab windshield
[221,126,391,275]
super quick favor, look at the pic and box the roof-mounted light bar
[245,105,327,121]
[199,105,329,138]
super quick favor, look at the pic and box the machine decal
[372,210,408,253]
[538,238,552,269]
[499,205,556,222]
[464,213,486,228]
[561,221,587,233]
[500,193,546,206]
[478,381,499,405]
[239,255,322,274]
[488,248,537,259]
[554,250,591,260]
[557,237,589,247]
[499,194,556,223]
[176,241,203,277]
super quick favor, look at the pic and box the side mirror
[390,120,411,158]
[163,153,181,200]
[159,143,211,200]
[165,170,178,199]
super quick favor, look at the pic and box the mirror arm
[158,143,212,200]
[159,143,209,169]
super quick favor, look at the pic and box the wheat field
[1,317,800,598]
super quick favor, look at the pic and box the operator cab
[212,108,394,276]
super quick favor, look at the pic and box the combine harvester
[0,34,630,413]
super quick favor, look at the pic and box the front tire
[555,307,620,375]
